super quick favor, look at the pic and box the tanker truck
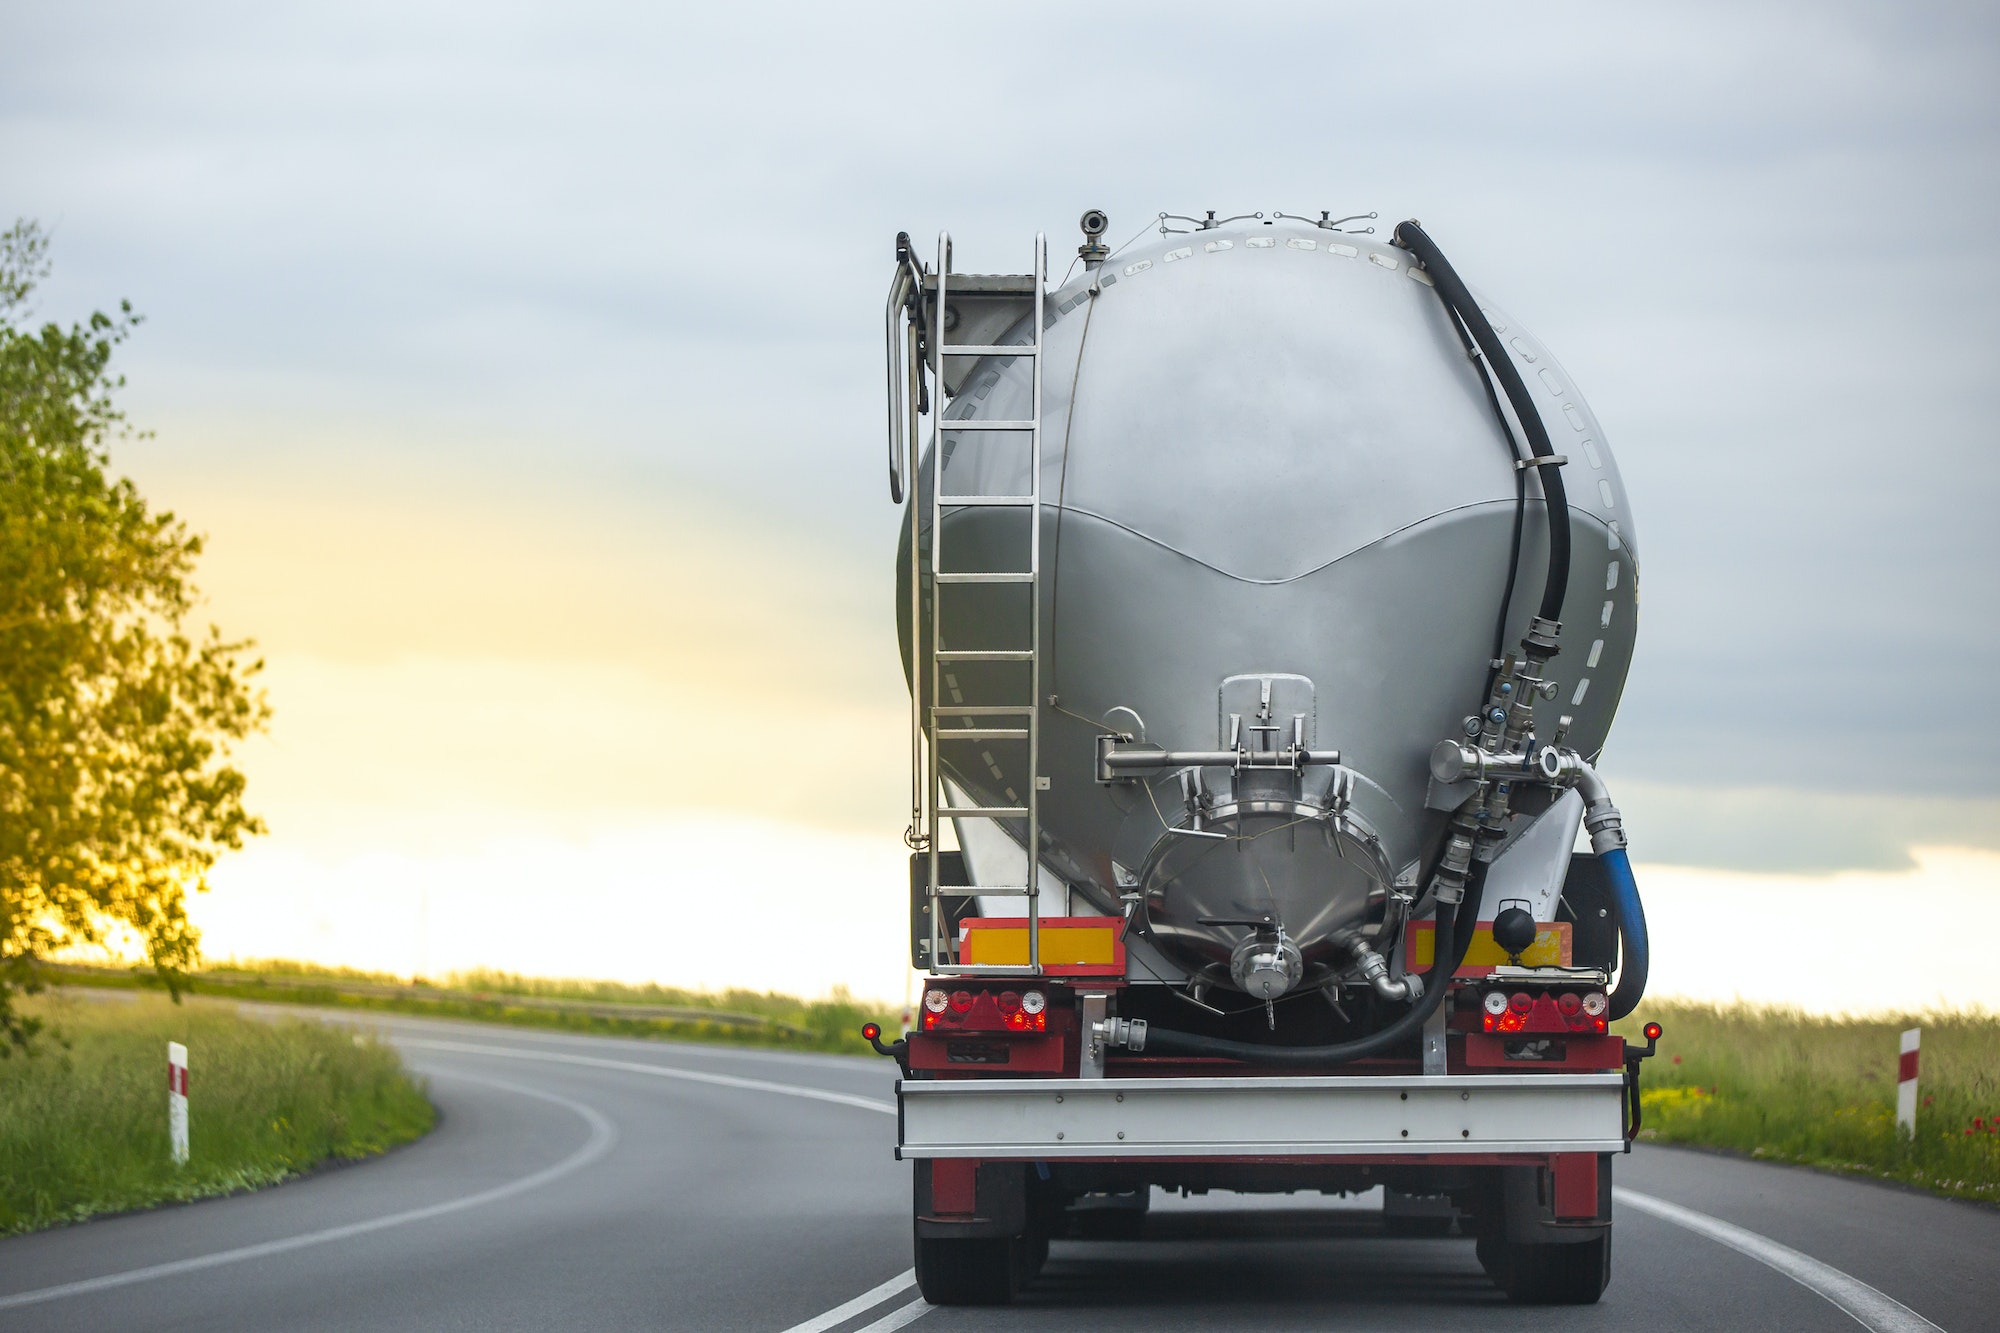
[862,208,1662,1307]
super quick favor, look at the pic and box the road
[0,1013,1990,1331]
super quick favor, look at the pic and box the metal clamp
[1516,454,1567,470]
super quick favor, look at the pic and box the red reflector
[997,991,1021,1015]
[1509,992,1533,1014]
[949,990,974,1014]
[1557,992,1582,1016]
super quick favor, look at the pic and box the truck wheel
[913,1236,1015,1306]
[1487,1234,1611,1305]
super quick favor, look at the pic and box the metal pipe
[1346,936,1422,1003]
[1101,746,1339,772]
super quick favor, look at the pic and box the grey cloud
[3,0,1996,860]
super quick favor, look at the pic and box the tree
[0,219,268,1049]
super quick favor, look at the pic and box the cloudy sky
[7,1,1996,1009]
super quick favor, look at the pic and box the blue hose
[1600,847,1649,1021]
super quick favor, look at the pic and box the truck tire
[1484,1234,1611,1305]
[913,1236,1015,1306]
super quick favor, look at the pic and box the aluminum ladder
[921,231,1047,978]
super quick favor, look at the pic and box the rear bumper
[897,1072,1626,1160]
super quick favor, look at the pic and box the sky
[6,1,1997,1011]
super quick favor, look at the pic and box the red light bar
[1482,990,1608,1035]
[919,986,1051,1035]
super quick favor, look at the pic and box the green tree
[0,219,268,1048]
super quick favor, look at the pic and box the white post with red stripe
[1896,1027,1919,1137]
[168,1041,189,1165]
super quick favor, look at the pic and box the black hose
[1441,305,1530,684]
[1137,867,1488,1069]
[1394,221,1571,629]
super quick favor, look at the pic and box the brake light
[1481,990,1611,1035]
[918,986,1052,1034]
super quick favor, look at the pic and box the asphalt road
[1,1013,1991,1331]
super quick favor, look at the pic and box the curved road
[1,1013,1991,1331]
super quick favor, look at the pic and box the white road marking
[0,1073,616,1312]
[854,1297,931,1331]
[779,1269,917,1333]
[1615,1187,1943,1333]
[395,1036,897,1117]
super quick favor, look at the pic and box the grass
[0,990,435,1236]
[1620,1001,2000,1204]
[47,958,894,1056]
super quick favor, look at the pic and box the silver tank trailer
[899,217,1637,1001]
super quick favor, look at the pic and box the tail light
[1482,989,1611,1035]
[920,985,1051,1034]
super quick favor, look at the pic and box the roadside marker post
[168,1042,189,1165]
[1895,1027,1919,1137]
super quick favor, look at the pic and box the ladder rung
[935,727,1029,739]
[934,571,1033,584]
[937,495,1034,507]
[929,886,1034,897]
[938,806,1029,818]
[936,649,1034,662]
[931,705,1034,717]
[942,344,1039,357]
[939,420,1036,432]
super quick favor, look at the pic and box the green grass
[0,991,435,1236]
[49,959,894,1056]
[1620,1001,2000,1204]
